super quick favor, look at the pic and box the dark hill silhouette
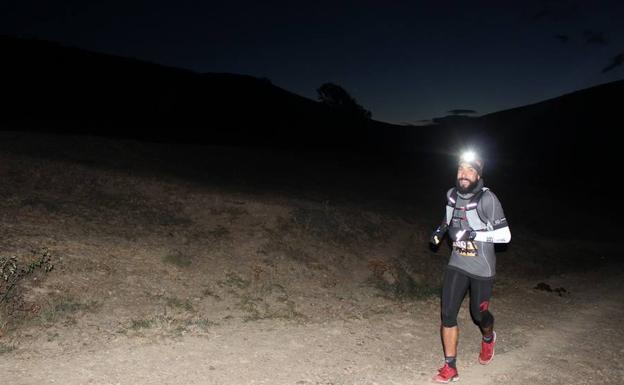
[1,34,620,187]
[426,80,622,184]
[482,80,622,162]
[0,34,621,237]
[0,35,405,148]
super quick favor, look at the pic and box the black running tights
[441,268,494,331]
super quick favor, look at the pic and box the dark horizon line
[3,33,624,127]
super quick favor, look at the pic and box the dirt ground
[2,269,622,385]
[1,133,622,384]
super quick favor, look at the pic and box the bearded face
[456,162,480,194]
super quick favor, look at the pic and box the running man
[429,151,511,383]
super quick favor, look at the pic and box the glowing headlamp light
[460,151,477,163]
[458,150,483,175]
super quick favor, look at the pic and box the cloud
[401,119,433,127]
[601,52,624,73]
[447,109,477,115]
[531,8,551,22]
[584,30,608,45]
[530,1,580,23]
[554,34,569,43]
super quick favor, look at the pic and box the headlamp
[458,150,484,175]
[460,151,477,163]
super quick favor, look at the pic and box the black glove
[449,227,476,242]
[430,223,448,245]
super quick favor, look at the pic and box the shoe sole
[478,331,496,365]
[432,375,459,383]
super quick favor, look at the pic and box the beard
[456,178,479,194]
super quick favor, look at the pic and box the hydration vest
[445,187,493,231]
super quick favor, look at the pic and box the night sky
[2,1,623,124]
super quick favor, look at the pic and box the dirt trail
[2,267,622,385]
[1,139,622,385]
[455,268,624,385]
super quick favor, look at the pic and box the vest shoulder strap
[450,187,488,210]
[447,188,458,207]
[469,187,489,206]
[472,188,490,226]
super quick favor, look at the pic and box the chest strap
[448,187,489,211]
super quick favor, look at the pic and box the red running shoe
[432,363,459,383]
[479,331,497,365]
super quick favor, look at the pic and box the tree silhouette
[317,82,372,119]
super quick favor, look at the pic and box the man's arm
[473,226,511,243]
[474,190,511,243]
[429,188,454,245]
[430,222,448,245]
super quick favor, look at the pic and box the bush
[1,248,55,312]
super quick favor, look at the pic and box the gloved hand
[430,223,448,245]
[449,227,476,242]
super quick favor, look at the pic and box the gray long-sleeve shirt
[445,182,510,279]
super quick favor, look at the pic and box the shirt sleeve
[477,190,509,230]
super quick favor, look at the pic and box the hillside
[1,34,621,236]
[0,35,403,147]
[2,34,621,162]
[0,132,622,384]
[483,80,622,176]
[428,80,623,180]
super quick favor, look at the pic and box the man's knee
[472,300,494,327]
[441,310,458,327]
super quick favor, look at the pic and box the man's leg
[441,325,459,357]
[469,277,496,364]
[468,277,494,337]
[439,269,470,371]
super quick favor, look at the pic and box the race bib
[453,240,478,257]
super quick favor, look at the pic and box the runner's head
[456,151,482,193]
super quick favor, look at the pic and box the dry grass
[0,343,16,355]
[40,298,100,324]
[162,251,193,268]
[1,133,605,350]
